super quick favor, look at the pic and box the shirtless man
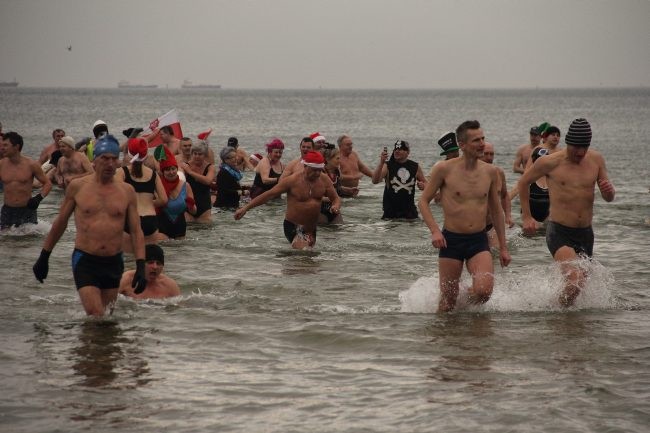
[418,120,511,312]
[38,129,65,165]
[338,134,373,196]
[177,137,193,166]
[119,244,180,299]
[519,118,615,307]
[55,136,94,189]
[0,132,52,229]
[512,126,541,174]
[160,126,181,155]
[480,142,513,248]
[280,137,314,179]
[32,134,147,317]
[234,151,341,249]
[509,125,562,201]
[226,137,254,171]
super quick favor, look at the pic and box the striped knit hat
[565,118,592,147]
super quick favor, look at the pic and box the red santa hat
[127,137,148,162]
[310,132,326,143]
[301,150,325,169]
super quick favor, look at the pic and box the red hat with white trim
[301,150,325,169]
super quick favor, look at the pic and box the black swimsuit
[186,164,213,216]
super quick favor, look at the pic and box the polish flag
[143,109,183,148]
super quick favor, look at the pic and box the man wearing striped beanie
[518,118,615,307]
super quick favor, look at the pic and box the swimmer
[0,132,52,230]
[119,244,180,299]
[33,134,147,317]
[418,120,511,313]
[235,151,341,249]
[519,118,615,307]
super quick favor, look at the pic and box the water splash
[0,220,52,236]
[399,257,617,313]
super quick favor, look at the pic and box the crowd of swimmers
[0,117,615,315]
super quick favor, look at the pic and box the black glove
[131,259,147,294]
[33,249,51,283]
[26,194,44,210]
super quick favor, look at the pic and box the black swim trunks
[1,204,37,229]
[71,248,124,290]
[283,219,316,246]
[439,229,491,262]
[545,221,594,258]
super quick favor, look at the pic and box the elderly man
[337,134,373,196]
[55,136,94,188]
[33,134,147,317]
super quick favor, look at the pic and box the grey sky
[1,0,649,89]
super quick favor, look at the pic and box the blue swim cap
[93,134,120,158]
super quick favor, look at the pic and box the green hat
[537,122,550,136]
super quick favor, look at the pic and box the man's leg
[438,258,464,312]
[78,286,116,317]
[553,246,583,307]
[465,251,495,305]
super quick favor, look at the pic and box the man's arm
[595,153,615,202]
[498,168,513,227]
[371,150,388,184]
[415,164,427,190]
[417,163,446,249]
[512,146,525,174]
[125,187,146,260]
[357,156,374,178]
[234,176,291,220]
[488,167,510,267]
[32,161,52,198]
[42,182,77,251]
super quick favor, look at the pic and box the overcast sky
[1,0,649,89]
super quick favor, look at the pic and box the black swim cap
[145,244,164,264]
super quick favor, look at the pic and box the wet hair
[301,137,314,145]
[161,125,174,135]
[51,128,65,138]
[455,120,481,144]
[3,131,23,151]
[131,160,144,178]
[180,136,192,142]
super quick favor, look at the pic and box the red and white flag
[143,109,183,148]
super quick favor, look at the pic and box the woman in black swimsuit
[250,138,285,199]
[183,143,215,223]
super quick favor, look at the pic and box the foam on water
[0,220,52,236]
[399,257,617,313]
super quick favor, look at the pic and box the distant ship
[0,80,19,87]
[181,79,221,89]
[118,80,158,89]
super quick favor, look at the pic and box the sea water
[1,87,649,432]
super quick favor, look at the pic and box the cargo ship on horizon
[118,80,158,89]
[181,79,221,89]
